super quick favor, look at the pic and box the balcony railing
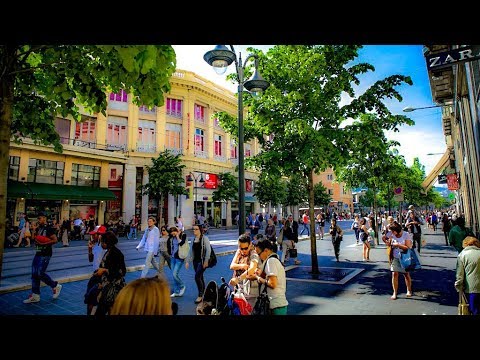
[60,137,128,153]
[165,147,182,155]
[136,144,156,153]
[214,154,226,162]
[194,149,208,159]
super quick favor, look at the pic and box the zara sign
[426,46,480,71]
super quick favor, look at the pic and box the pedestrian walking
[168,226,187,298]
[185,224,211,304]
[157,225,172,278]
[136,217,161,278]
[454,236,480,315]
[23,212,62,304]
[385,221,413,300]
[329,218,343,262]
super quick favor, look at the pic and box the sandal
[390,294,397,300]
[406,292,413,297]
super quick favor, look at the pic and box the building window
[109,90,128,102]
[327,174,333,180]
[213,117,222,129]
[165,123,182,154]
[328,189,333,195]
[230,140,237,159]
[71,163,100,187]
[137,120,156,153]
[55,117,71,144]
[74,120,96,148]
[28,159,64,184]
[194,104,206,123]
[166,98,183,118]
[244,143,251,157]
[106,116,128,151]
[214,134,222,156]
[195,128,207,158]
[108,90,128,111]
[9,156,20,181]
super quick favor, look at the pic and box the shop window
[71,163,100,187]
[28,159,64,184]
[9,156,20,181]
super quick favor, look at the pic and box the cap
[89,225,107,235]
[408,205,414,210]
[37,212,46,218]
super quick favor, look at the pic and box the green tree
[254,172,287,207]
[284,173,308,215]
[141,150,186,225]
[212,172,238,203]
[243,46,413,274]
[0,45,176,277]
[313,182,331,207]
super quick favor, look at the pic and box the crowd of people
[15,204,480,316]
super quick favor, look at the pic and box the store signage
[426,46,480,71]
[203,173,218,189]
[447,173,459,190]
[438,174,447,184]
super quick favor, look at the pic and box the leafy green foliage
[285,173,308,207]
[141,150,187,200]
[313,182,331,207]
[254,172,287,206]
[212,172,238,202]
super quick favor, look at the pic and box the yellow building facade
[313,169,353,216]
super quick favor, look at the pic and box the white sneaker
[170,292,178,298]
[52,284,62,299]
[23,293,40,304]
[178,286,186,297]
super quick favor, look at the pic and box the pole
[237,54,245,236]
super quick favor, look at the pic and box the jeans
[31,254,57,294]
[128,227,137,239]
[193,260,207,297]
[412,233,421,253]
[171,257,185,294]
[157,251,171,277]
[300,223,310,235]
[141,251,159,278]
[332,236,341,259]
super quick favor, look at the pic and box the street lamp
[402,105,443,112]
[427,152,444,155]
[187,172,204,216]
[204,45,270,235]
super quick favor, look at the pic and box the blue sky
[172,45,446,178]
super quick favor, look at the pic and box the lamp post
[203,45,269,235]
[187,172,204,217]
[403,105,444,112]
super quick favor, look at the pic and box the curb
[0,249,237,295]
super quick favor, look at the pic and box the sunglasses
[239,246,249,250]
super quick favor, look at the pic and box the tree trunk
[372,186,379,245]
[0,47,16,280]
[308,170,319,274]
[158,195,163,227]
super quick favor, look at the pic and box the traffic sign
[393,187,403,195]
[394,194,404,202]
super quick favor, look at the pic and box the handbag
[458,291,471,315]
[288,248,298,258]
[251,284,271,315]
[399,248,421,271]
[208,245,217,268]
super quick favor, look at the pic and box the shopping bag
[288,248,298,258]
[399,248,422,271]
[458,291,471,315]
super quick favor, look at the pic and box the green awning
[7,181,117,201]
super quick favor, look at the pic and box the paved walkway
[0,225,460,315]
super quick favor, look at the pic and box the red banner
[447,173,459,190]
[204,173,218,189]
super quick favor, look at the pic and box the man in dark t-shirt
[23,212,63,304]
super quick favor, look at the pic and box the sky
[172,45,446,181]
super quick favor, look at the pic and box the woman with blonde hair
[110,277,173,315]
[455,236,480,315]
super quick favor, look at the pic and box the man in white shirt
[136,217,160,278]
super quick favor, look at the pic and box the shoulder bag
[458,291,471,315]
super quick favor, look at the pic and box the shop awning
[7,181,116,201]
[421,150,450,191]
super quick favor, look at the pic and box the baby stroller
[196,277,232,315]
